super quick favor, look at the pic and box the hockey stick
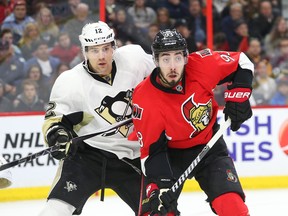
[0,118,132,172]
[170,118,231,193]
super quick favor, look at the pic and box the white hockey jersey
[43,44,155,159]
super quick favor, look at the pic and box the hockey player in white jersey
[38,21,155,216]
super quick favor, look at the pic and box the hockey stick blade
[0,118,132,171]
[170,118,231,192]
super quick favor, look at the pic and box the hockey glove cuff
[46,125,75,160]
[223,83,252,131]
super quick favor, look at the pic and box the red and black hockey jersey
[132,49,254,175]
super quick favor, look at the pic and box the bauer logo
[279,119,288,156]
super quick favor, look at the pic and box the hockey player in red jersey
[132,29,253,215]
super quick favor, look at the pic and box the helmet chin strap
[83,60,106,76]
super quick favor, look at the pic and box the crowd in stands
[0,0,287,113]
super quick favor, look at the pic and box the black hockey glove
[46,125,75,160]
[223,83,252,131]
[146,183,178,215]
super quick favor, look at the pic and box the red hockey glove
[46,125,75,160]
[223,83,252,131]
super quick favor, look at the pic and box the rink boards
[0,107,288,201]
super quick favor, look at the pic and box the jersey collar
[82,61,116,85]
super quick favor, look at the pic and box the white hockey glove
[0,156,12,189]
[46,125,75,160]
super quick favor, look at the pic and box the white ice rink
[0,189,287,215]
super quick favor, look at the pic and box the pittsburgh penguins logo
[95,90,133,137]
[181,93,212,137]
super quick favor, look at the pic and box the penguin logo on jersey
[181,93,212,137]
[95,90,133,137]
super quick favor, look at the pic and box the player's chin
[167,80,178,87]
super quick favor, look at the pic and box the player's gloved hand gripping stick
[223,83,252,131]
[0,118,132,171]
[155,118,232,214]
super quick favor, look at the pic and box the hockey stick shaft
[170,118,231,192]
[0,118,132,171]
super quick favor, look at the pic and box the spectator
[68,0,81,16]
[245,37,273,76]
[213,32,230,51]
[49,32,81,65]
[270,0,282,17]
[220,0,243,19]
[0,79,13,112]
[0,34,25,100]
[174,18,198,52]
[230,19,249,52]
[62,2,94,46]
[264,16,288,55]
[221,2,244,49]
[270,37,288,75]
[141,23,160,53]
[127,0,157,34]
[35,6,60,47]
[31,0,74,28]
[24,64,51,104]
[105,0,122,26]
[1,0,35,44]
[154,7,174,30]
[186,0,212,49]
[13,79,45,112]
[17,22,42,60]
[24,40,60,85]
[253,59,277,105]
[113,7,143,45]
[269,74,288,105]
[24,0,37,16]
[163,0,189,20]
[27,1,46,16]
[0,28,22,57]
[249,0,280,41]
[56,63,70,76]
[242,0,260,21]
[0,0,13,25]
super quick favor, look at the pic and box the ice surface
[0,189,287,215]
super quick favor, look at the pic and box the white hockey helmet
[79,21,115,48]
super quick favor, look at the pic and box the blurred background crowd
[0,0,288,113]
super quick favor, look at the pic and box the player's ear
[152,56,159,67]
